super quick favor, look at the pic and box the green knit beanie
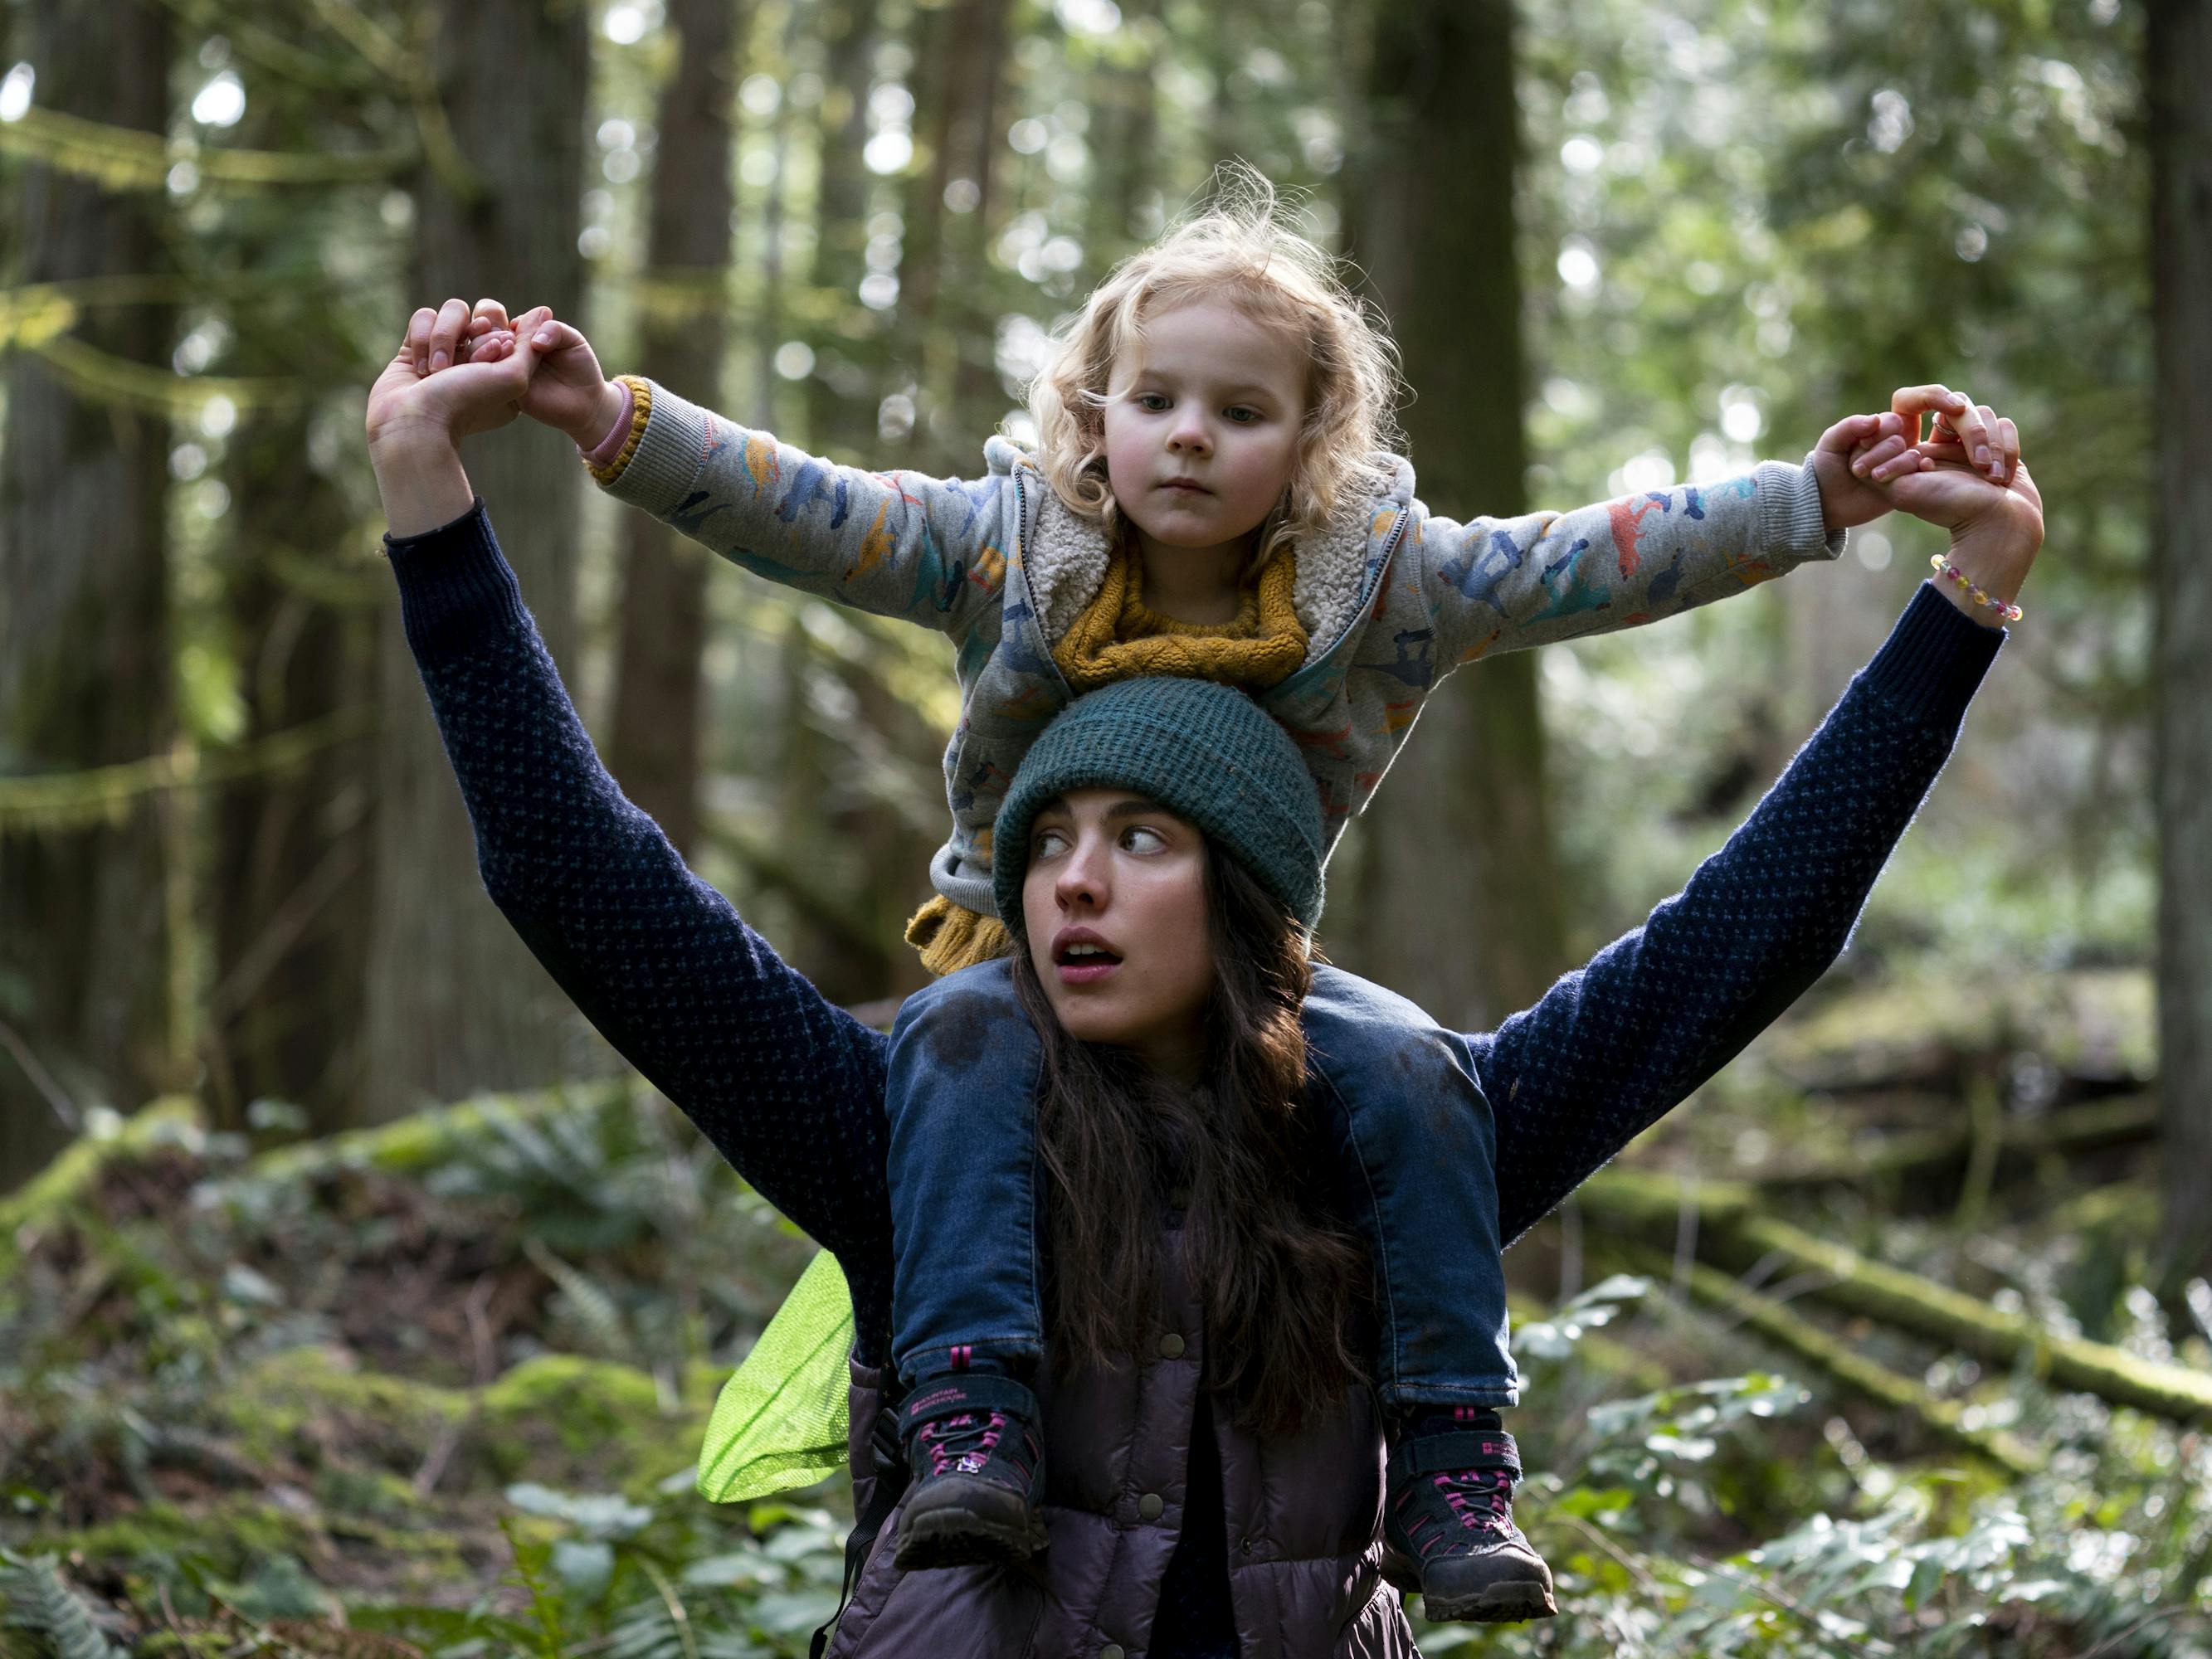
[992,677,1325,933]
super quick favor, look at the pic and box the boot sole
[893,1505,1050,1571]
[1420,1582,1559,1624]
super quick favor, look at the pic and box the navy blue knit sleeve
[382,499,895,1346]
[1476,582,2003,1245]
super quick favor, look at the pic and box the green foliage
[1406,1287,2212,1657]
[0,1553,121,1659]
[1514,0,2151,980]
[5,1077,2211,1654]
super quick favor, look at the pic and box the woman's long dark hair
[1011,847,1371,1434]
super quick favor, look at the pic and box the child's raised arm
[1409,387,2002,669]
[445,295,1007,642]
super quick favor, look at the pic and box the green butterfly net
[696,1248,855,1503]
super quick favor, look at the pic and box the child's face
[1100,299,1307,571]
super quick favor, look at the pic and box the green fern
[0,1552,122,1659]
[523,1236,634,1357]
[497,1516,568,1659]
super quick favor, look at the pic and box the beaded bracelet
[1930,553,2023,624]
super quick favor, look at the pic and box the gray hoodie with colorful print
[598,381,1845,922]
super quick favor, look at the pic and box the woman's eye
[1122,825,1167,854]
[1034,828,1070,859]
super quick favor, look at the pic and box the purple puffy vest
[825,1227,1420,1658]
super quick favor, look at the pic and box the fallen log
[245,1077,641,1182]
[1582,1168,2212,1427]
[1608,1241,2040,1477]
[1746,1094,2159,1195]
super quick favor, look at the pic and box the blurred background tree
[2148,0,2210,1287]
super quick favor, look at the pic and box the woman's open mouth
[1053,937,1124,985]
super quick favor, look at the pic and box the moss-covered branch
[1583,1169,2212,1426]
[1610,1242,2041,1477]
[1749,1095,2159,1195]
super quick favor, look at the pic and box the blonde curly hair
[1026,163,1406,572]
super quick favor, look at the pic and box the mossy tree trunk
[2148,0,2212,1284]
[806,0,887,462]
[1343,0,1567,1029]
[606,0,743,859]
[939,0,1016,455]
[1083,0,1162,280]
[211,409,375,1131]
[206,61,380,1134]
[898,0,1014,477]
[0,0,175,1189]
[1585,1170,2212,1427]
[363,0,597,1122]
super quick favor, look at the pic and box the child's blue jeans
[884,957,1518,1410]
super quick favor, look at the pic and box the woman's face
[1021,788,1214,1080]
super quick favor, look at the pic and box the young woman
[366,313,2041,1656]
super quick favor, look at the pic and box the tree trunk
[0,0,173,1190]
[898,0,1011,474]
[607,0,741,858]
[943,0,1014,454]
[806,0,884,461]
[1083,0,1161,276]
[765,620,898,1002]
[1610,1242,2040,1476]
[209,413,375,1131]
[204,59,380,1136]
[1343,0,1566,1029]
[2149,0,2212,1283]
[362,0,596,1123]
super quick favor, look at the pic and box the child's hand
[1810,386,2013,533]
[1812,410,1916,531]
[454,298,628,449]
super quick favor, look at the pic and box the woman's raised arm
[1478,439,2041,1243]
[1477,583,2000,1242]
[367,328,898,1345]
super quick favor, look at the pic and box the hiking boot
[1382,1428,1557,1623]
[891,1372,1049,1570]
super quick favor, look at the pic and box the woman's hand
[1850,390,2045,626]
[1813,385,2013,533]
[368,299,549,451]
[455,297,627,449]
[366,301,552,536]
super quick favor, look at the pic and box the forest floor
[2,966,2207,1658]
